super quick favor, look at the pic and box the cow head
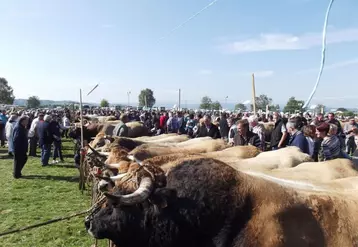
[85,183,177,247]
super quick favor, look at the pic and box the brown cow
[86,157,358,247]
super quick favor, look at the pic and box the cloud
[222,28,358,53]
[199,69,213,75]
[297,58,358,74]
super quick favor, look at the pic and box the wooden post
[252,73,257,115]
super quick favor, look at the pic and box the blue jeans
[41,144,52,166]
[53,140,63,161]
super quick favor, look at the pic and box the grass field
[0,139,108,247]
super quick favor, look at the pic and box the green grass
[0,139,108,247]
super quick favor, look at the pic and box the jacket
[271,119,286,147]
[113,121,129,137]
[233,130,261,148]
[12,122,29,154]
[288,131,309,154]
[196,124,221,139]
[37,121,54,145]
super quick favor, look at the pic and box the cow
[248,158,358,184]
[226,146,312,171]
[128,138,228,162]
[69,123,104,144]
[85,157,358,247]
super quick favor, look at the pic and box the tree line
[0,77,356,116]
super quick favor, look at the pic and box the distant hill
[13,99,96,107]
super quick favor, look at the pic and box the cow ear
[150,188,177,209]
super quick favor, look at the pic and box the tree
[336,107,348,112]
[342,111,355,117]
[211,101,222,110]
[251,94,278,111]
[234,103,247,111]
[283,97,305,113]
[138,88,156,108]
[0,77,15,104]
[27,96,41,108]
[199,96,212,109]
[100,99,109,107]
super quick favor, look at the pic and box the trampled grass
[0,139,107,247]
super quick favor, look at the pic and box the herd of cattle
[68,119,358,247]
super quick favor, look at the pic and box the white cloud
[297,58,358,74]
[222,28,358,53]
[199,69,213,75]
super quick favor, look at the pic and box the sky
[1,0,358,108]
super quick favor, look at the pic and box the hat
[316,122,330,132]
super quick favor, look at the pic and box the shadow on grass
[22,175,79,182]
[53,164,77,169]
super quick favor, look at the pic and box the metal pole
[178,89,181,111]
[252,73,257,115]
[79,89,84,148]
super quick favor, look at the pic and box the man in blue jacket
[12,116,29,178]
[37,115,54,166]
[286,118,309,154]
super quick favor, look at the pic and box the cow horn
[99,152,109,156]
[87,145,102,156]
[109,173,128,181]
[104,177,153,205]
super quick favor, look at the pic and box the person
[270,112,288,150]
[196,115,221,139]
[286,119,309,154]
[219,113,229,142]
[233,119,261,148]
[50,115,64,164]
[311,113,324,126]
[0,109,8,147]
[303,125,317,160]
[248,115,265,151]
[28,112,44,157]
[166,112,179,134]
[228,118,237,145]
[112,114,129,137]
[343,118,358,155]
[62,114,71,138]
[326,112,344,149]
[12,115,29,178]
[37,115,54,166]
[316,123,341,161]
[185,113,197,138]
[5,114,18,156]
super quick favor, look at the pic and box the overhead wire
[302,0,335,109]
[156,0,222,43]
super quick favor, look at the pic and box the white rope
[156,0,221,43]
[302,0,335,109]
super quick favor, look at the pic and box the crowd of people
[0,107,357,179]
[0,109,71,178]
